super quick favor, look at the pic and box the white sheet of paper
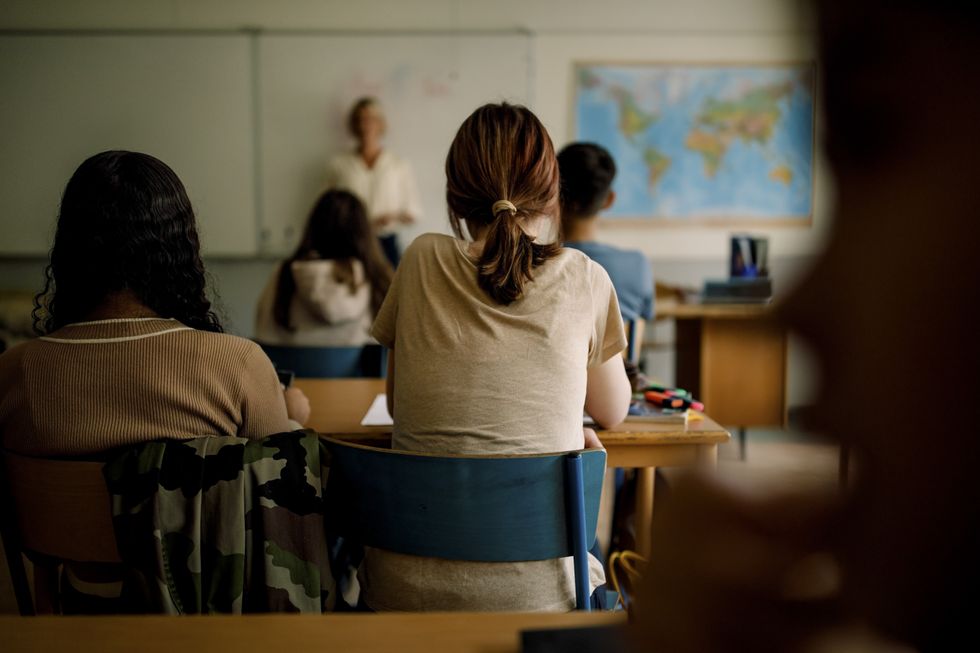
[360,393,393,427]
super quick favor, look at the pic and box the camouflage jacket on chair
[102,430,334,614]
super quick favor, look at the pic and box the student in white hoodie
[255,190,393,347]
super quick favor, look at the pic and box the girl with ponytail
[365,103,631,612]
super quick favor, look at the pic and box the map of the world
[573,63,815,222]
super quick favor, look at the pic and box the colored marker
[644,391,686,409]
[644,383,691,398]
[644,390,705,412]
[672,396,705,412]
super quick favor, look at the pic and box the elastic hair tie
[492,200,517,217]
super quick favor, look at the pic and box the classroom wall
[0,0,813,32]
[0,0,823,407]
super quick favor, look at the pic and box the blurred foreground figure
[632,2,980,651]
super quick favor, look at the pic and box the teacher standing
[325,97,422,268]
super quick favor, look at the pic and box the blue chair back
[321,437,606,610]
[625,319,640,365]
[258,343,386,378]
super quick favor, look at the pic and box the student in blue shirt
[558,142,654,323]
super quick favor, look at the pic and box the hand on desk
[583,427,604,450]
[284,386,311,426]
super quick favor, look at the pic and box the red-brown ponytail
[446,103,561,305]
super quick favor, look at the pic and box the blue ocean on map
[574,65,814,221]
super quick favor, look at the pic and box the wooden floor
[0,428,840,615]
[715,428,839,493]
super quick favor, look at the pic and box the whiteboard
[257,33,531,255]
[0,34,256,256]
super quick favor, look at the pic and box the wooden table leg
[696,443,719,467]
[635,467,656,558]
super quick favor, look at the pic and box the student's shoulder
[585,242,649,277]
[558,243,606,271]
[555,246,614,288]
[402,232,457,259]
[620,245,650,265]
[177,329,268,367]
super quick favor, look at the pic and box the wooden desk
[1,612,625,653]
[656,300,788,457]
[295,378,730,557]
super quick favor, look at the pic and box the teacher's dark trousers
[378,234,400,269]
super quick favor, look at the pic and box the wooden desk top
[294,378,730,447]
[656,299,779,320]
[1,612,625,653]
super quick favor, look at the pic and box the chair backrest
[624,319,644,365]
[0,450,120,614]
[258,343,385,378]
[322,437,605,609]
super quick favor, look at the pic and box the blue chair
[624,319,642,365]
[321,437,606,610]
[257,343,386,378]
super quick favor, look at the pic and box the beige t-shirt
[363,233,627,612]
[255,259,374,347]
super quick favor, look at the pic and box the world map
[573,64,815,222]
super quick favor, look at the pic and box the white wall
[0,0,824,406]
[0,0,825,261]
[0,1,813,32]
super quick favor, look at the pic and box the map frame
[569,60,817,228]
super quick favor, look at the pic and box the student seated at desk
[0,150,309,457]
[558,143,654,325]
[365,103,632,612]
[255,189,392,347]
[0,150,311,613]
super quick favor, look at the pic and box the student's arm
[385,349,395,418]
[585,262,631,429]
[240,343,294,438]
[283,387,311,426]
[585,355,631,429]
[370,244,403,417]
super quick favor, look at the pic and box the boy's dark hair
[557,142,616,229]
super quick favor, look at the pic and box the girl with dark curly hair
[0,150,309,456]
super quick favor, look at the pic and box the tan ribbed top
[0,318,291,456]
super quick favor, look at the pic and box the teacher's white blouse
[326,150,422,236]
